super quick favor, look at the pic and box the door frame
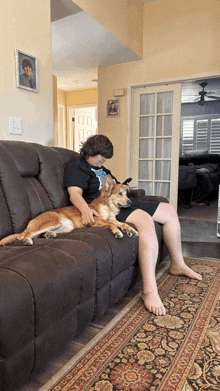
[57,104,66,148]
[67,103,98,151]
[127,72,220,204]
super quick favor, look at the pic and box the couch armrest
[129,188,169,203]
[133,195,169,203]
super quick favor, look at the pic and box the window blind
[181,119,194,155]
[210,119,220,154]
[181,115,220,155]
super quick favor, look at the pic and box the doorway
[67,104,98,152]
[178,77,220,225]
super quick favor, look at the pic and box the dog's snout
[123,198,132,208]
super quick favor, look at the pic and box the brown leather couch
[0,140,168,390]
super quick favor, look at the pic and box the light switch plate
[9,118,22,135]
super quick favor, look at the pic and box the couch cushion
[0,142,78,239]
[182,149,208,157]
[194,163,219,173]
[0,143,31,233]
[0,266,34,390]
[0,186,12,240]
[179,154,220,166]
[30,143,71,209]
[0,239,96,335]
[58,226,138,314]
[0,140,39,177]
[178,165,197,189]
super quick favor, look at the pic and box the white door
[74,106,97,152]
[130,84,181,209]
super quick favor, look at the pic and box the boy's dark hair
[80,135,113,160]
[22,58,33,70]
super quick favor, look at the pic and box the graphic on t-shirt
[91,168,108,190]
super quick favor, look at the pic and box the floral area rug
[43,257,220,391]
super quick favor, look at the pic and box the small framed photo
[107,99,120,118]
[15,49,38,92]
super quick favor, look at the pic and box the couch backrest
[0,141,79,239]
[179,153,220,166]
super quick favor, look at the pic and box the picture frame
[107,99,120,118]
[15,49,38,92]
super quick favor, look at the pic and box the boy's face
[87,154,108,168]
[24,66,32,78]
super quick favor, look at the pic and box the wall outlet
[9,117,22,135]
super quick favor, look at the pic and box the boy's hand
[81,207,99,226]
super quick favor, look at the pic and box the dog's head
[101,175,132,208]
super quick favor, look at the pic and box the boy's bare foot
[142,292,166,316]
[170,263,202,280]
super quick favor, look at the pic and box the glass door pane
[155,182,170,199]
[138,181,153,195]
[139,139,154,158]
[156,115,172,136]
[140,117,155,137]
[139,161,153,180]
[155,161,171,180]
[157,92,173,113]
[140,93,155,115]
[156,138,172,159]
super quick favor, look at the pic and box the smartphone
[122,177,132,185]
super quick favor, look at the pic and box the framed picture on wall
[15,49,38,92]
[107,99,120,118]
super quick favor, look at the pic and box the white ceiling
[51,0,220,100]
[51,1,141,91]
[181,78,220,103]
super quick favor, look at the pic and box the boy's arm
[67,186,99,225]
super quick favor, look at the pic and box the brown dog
[0,175,138,246]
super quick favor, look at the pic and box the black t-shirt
[65,158,119,204]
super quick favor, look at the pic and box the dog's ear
[101,175,115,196]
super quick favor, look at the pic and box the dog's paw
[44,231,57,239]
[113,230,124,238]
[127,229,139,237]
[23,238,33,246]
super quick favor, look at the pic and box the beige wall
[98,0,220,181]
[57,89,66,106]
[0,0,53,146]
[66,88,98,106]
[73,0,143,58]
[57,88,98,107]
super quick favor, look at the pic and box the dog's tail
[0,233,23,246]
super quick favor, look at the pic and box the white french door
[130,83,181,209]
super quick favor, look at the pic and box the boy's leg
[126,209,166,315]
[152,203,202,280]
[126,203,202,316]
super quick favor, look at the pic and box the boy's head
[80,135,114,160]
[22,58,33,70]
